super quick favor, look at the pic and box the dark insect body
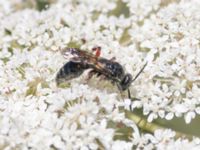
[56,61,88,85]
[56,47,147,97]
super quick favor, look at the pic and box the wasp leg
[127,89,140,110]
[87,70,109,82]
[128,89,140,100]
[98,74,107,81]
[86,70,98,80]
[92,46,101,57]
[128,89,131,99]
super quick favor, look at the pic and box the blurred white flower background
[0,0,200,149]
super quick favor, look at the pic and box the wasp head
[119,73,133,91]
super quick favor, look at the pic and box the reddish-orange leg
[92,46,101,57]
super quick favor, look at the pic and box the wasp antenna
[131,62,147,83]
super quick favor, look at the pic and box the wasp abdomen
[56,61,87,85]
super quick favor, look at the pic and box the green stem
[125,110,194,140]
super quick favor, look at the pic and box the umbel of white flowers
[0,0,200,149]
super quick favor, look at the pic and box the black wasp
[56,47,147,98]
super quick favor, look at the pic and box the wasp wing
[60,48,121,82]
[61,48,98,62]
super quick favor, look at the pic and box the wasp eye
[120,74,132,91]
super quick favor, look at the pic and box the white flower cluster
[132,129,200,150]
[0,0,200,149]
[123,0,161,21]
[126,0,200,124]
